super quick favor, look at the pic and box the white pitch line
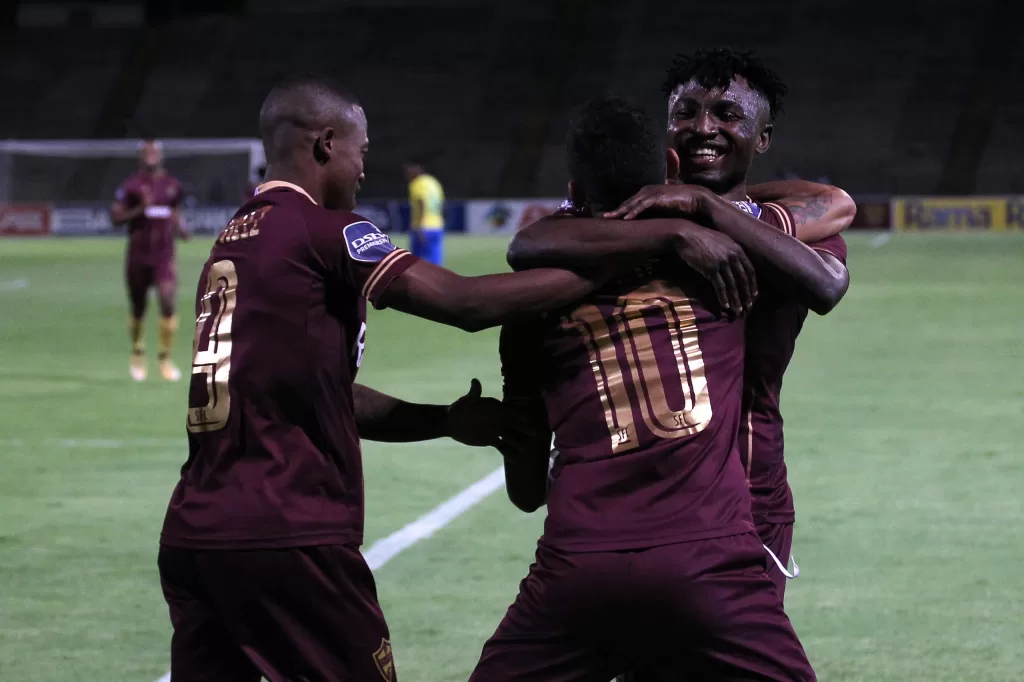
[155,466,506,682]
[0,278,27,292]
[869,232,892,248]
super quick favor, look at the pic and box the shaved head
[258,76,361,165]
[257,75,369,210]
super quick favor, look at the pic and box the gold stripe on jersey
[362,249,413,301]
[564,283,713,453]
[744,407,754,483]
[565,308,640,453]
[255,181,317,204]
[763,202,794,236]
[617,288,712,439]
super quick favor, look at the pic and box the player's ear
[314,128,334,165]
[665,147,681,182]
[756,123,773,155]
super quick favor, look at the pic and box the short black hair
[566,96,666,213]
[661,47,788,120]
[258,75,359,163]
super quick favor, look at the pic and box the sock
[158,315,178,361]
[129,317,144,355]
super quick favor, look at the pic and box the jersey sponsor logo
[143,205,173,219]
[732,200,762,218]
[344,220,396,263]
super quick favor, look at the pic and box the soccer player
[111,139,189,382]
[510,48,851,604]
[470,95,820,681]
[158,77,737,682]
[404,159,445,265]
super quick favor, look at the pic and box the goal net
[0,139,264,206]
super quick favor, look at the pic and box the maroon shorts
[757,520,795,602]
[470,532,814,682]
[126,259,176,316]
[158,544,395,682]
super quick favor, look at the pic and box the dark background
[1,0,1019,201]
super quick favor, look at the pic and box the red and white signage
[0,204,52,236]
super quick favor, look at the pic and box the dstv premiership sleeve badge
[343,221,397,263]
[731,200,763,219]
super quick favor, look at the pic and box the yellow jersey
[408,174,445,230]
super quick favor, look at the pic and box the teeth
[691,148,722,158]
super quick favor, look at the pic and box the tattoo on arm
[780,192,832,226]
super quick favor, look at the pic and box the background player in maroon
[510,49,852,607]
[111,139,189,382]
[469,96,816,682]
[158,77,708,682]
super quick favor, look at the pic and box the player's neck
[264,168,322,205]
[685,177,749,202]
[716,183,749,201]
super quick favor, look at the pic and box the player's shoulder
[755,201,795,236]
[114,173,140,200]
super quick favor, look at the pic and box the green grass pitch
[0,232,1022,681]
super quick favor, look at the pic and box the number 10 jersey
[161,183,417,550]
[500,261,753,552]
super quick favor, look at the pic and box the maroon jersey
[739,202,848,523]
[501,260,754,551]
[160,182,418,550]
[114,171,183,265]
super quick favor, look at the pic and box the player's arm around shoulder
[703,191,849,315]
[313,211,596,333]
[747,180,855,244]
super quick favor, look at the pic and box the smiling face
[319,104,368,211]
[667,75,773,196]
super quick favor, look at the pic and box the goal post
[0,138,265,206]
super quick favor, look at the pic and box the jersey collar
[256,181,318,205]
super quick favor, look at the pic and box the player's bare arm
[497,323,553,513]
[607,184,849,315]
[354,379,528,447]
[507,216,757,316]
[748,180,855,243]
[375,260,604,333]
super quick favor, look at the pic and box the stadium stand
[0,0,1017,198]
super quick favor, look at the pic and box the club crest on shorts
[373,638,395,681]
[345,220,396,263]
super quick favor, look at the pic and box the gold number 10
[565,289,712,453]
[187,259,238,433]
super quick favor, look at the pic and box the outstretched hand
[448,379,551,456]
